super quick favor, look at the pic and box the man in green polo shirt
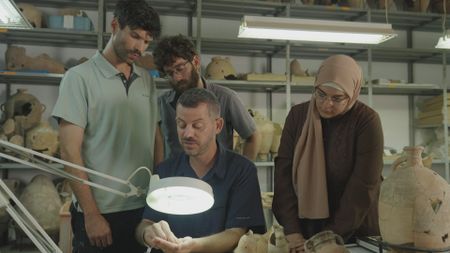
[52,0,162,252]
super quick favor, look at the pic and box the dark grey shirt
[143,143,266,240]
[158,79,256,158]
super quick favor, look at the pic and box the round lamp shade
[146,176,214,215]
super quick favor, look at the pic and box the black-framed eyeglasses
[314,88,349,104]
[163,61,191,79]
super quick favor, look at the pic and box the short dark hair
[153,34,197,72]
[114,0,161,39]
[177,88,220,117]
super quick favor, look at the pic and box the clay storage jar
[379,146,450,251]
[304,230,349,253]
[1,88,45,131]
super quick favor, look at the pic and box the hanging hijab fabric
[292,55,363,219]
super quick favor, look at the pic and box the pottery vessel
[251,110,274,161]
[19,175,62,235]
[290,59,308,77]
[270,123,283,157]
[0,179,22,239]
[304,230,349,253]
[379,146,450,250]
[1,89,45,132]
[234,229,271,253]
[205,56,236,80]
[17,3,42,28]
[25,121,59,157]
[268,224,289,253]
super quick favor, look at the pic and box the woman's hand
[286,233,306,253]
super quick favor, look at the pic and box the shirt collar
[93,50,144,79]
[180,141,227,180]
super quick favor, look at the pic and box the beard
[112,37,141,65]
[171,67,200,94]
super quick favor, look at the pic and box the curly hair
[153,35,197,72]
[114,0,161,39]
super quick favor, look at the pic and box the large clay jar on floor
[379,146,450,250]
[19,175,62,237]
[304,231,349,253]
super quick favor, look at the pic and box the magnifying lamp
[0,140,214,253]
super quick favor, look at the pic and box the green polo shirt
[52,51,159,213]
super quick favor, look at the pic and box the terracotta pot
[19,175,62,235]
[270,123,283,156]
[252,111,274,161]
[205,56,236,80]
[25,121,59,157]
[235,229,271,253]
[268,224,289,253]
[379,146,450,250]
[304,231,349,253]
[1,89,45,132]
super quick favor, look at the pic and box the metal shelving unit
[2,0,450,179]
[0,71,443,96]
[0,29,98,48]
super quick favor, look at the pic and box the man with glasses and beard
[153,35,259,161]
[52,0,163,252]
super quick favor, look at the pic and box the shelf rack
[2,0,450,181]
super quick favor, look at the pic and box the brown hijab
[291,55,362,219]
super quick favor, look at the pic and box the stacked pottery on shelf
[379,146,450,251]
[250,110,275,161]
[25,121,59,157]
[0,89,46,147]
[205,56,237,80]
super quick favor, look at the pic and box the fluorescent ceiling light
[0,0,32,29]
[238,15,397,44]
[147,175,214,215]
[435,30,450,49]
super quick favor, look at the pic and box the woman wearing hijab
[272,55,384,253]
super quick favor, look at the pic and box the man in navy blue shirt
[136,88,266,253]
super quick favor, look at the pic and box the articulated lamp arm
[0,139,150,198]
[0,140,214,252]
[0,139,151,253]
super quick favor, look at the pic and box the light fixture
[435,30,450,49]
[147,176,214,215]
[0,140,214,252]
[0,0,32,29]
[238,15,397,44]
[435,1,449,49]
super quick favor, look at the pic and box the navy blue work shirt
[142,143,266,238]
